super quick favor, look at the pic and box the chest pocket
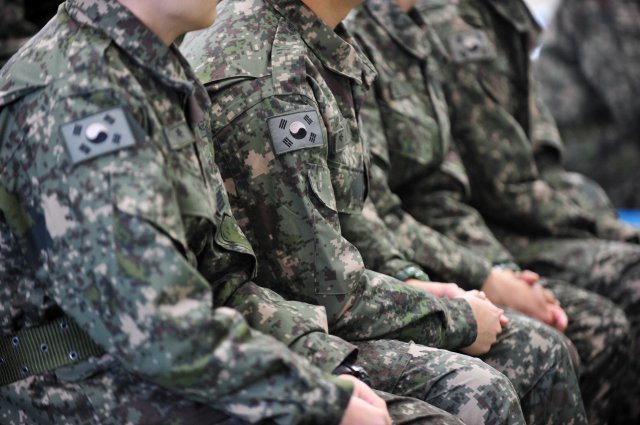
[449,8,519,109]
[326,119,367,214]
[380,79,440,169]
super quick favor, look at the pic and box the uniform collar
[265,0,376,87]
[363,0,431,60]
[65,0,195,94]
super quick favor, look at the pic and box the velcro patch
[448,30,495,63]
[268,110,324,155]
[60,108,135,165]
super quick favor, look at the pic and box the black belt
[0,315,105,386]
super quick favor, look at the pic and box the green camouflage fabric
[346,0,512,289]
[534,0,640,209]
[418,0,640,244]
[0,0,386,422]
[346,1,630,422]
[529,92,621,221]
[419,0,640,421]
[182,0,587,423]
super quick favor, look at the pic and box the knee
[450,359,523,425]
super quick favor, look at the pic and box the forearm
[331,270,477,350]
[341,197,427,282]
[226,280,357,372]
[383,207,493,289]
[401,155,514,266]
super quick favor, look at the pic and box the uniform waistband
[0,315,105,386]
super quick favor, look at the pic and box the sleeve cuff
[456,256,493,291]
[393,264,430,282]
[289,332,358,374]
[440,298,478,350]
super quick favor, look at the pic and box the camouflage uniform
[418,0,640,421]
[345,1,631,422]
[182,0,587,423]
[0,1,469,423]
[534,0,640,209]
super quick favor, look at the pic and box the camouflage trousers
[355,312,587,425]
[0,354,464,425]
[542,278,631,425]
[502,236,640,424]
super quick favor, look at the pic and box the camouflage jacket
[182,0,477,350]
[535,0,640,154]
[418,0,639,242]
[0,0,357,422]
[535,0,640,208]
[346,0,516,289]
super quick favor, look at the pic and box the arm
[440,52,597,237]
[357,87,495,288]
[211,88,476,350]
[340,196,430,282]
[401,148,515,267]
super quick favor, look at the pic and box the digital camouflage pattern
[535,0,640,209]
[346,0,511,288]
[346,0,630,422]
[419,0,640,421]
[182,0,586,423]
[0,0,380,422]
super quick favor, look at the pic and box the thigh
[376,391,465,425]
[544,278,630,368]
[0,358,234,425]
[543,278,631,423]
[355,339,525,425]
[479,312,587,424]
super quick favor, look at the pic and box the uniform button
[11,336,19,347]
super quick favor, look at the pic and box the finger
[499,314,509,326]
[551,305,569,332]
[543,288,559,305]
[338,375,387,410]
[475,290,488,300]
[519,270,540,285]
[361,389,387,410]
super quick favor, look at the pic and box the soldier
[0,0,478,423]
[535,0,640,209]
[417,0,640,422]
[344,0,632,422]
[182,0,588,423]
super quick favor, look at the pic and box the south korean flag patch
[448,30,496,63]
[60,108,136,165]
[268,110,324,155]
